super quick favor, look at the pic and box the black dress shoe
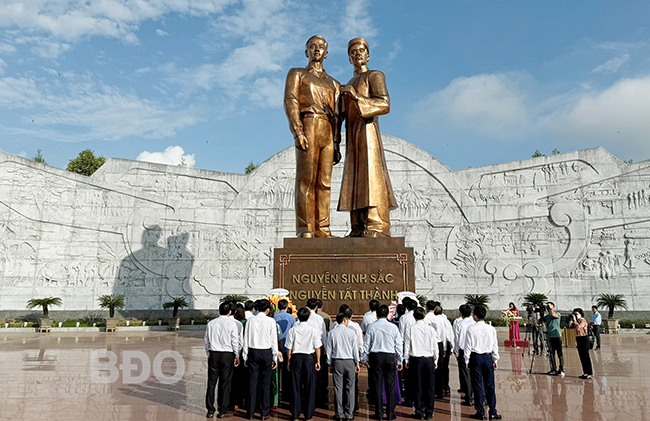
[461,399,473,406]
[469,413,485,420]
[488,415,502,420]
[218,413,233,419]
[206,412,215,419]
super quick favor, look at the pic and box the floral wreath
[262,294,298,319]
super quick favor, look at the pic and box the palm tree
[220,294,249,304]
[464,294,490,310]
[26,297,62,318]
[596,294,628,319]
[523,293,548,308]
[97,294,125,318]
[163,297,189,318]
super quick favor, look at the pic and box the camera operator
[532,304,545,356]
[543,302,564,376]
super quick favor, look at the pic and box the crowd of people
[204,297,503,420]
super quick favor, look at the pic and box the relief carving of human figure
[338,38,398,237]
[284,35,341,238]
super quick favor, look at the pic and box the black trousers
[592,325,601,348]
[548,337,564,372]
[206,351,234,415]
[369,352,397,419]
[290,353,317,419]
[576,336,593,375]
[469,353,497,418]
[410,356,435,417]
[316,346,329,405]
[247,348,273,418]
[457,349,472,401]
[434,342,450,396]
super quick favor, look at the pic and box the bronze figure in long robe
[338,38,397,237]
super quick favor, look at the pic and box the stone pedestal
[273,237,414,316]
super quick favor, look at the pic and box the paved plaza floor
[0,330,648,420]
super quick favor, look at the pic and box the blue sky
[1,0,649,173]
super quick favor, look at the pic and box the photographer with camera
[543,302,564,376]
[570,308,593,379]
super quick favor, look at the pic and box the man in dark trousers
[205,302,242,418]
[362,304,403,421]
[286,307,322,421]
[544,302,564,376]
[464,305,502,420]
[453,304,475,406]
[404,307,438,420]
[242,299,278,420]
[590,305,602,350]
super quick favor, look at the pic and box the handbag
[587,325,595,350]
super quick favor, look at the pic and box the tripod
[528,326,551,374]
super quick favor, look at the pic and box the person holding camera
[570,308,593,379]
[543,302,564,376]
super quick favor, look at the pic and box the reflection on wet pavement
[0,331,648,420]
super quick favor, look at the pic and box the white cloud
[165,0,305,107]
[545,76,650,154]
[16,150,27,158]
[416,71,650,158]
[156,29,169,36]
[415,73,532,139]
[0,74,203,142]
[0,0,237,57]
[592,54,629,74]
[341,0,377,40]
[137,146,196,167]
[0,42,16,54]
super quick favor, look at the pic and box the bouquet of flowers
[501,310,519,322]
[262,294,298,319]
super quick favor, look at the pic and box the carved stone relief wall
[1,135,649,312]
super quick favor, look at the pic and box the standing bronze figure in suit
[284,35,341,238]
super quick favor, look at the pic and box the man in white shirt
[362,304,403,421]
[427,301,453,398]
[244,300,255,320]
[453,304,475,406]
[306,298,328,406]
[361,299,380,334]
[464,305,502,420]
[330,304,363,413]
[205,302,242,419]
[242,299,278,420]
[327,312,360,421]
[286,307,322,421]
[404,307,439,420]
[398,298,417,406]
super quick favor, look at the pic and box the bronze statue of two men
[284,36,397,239]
